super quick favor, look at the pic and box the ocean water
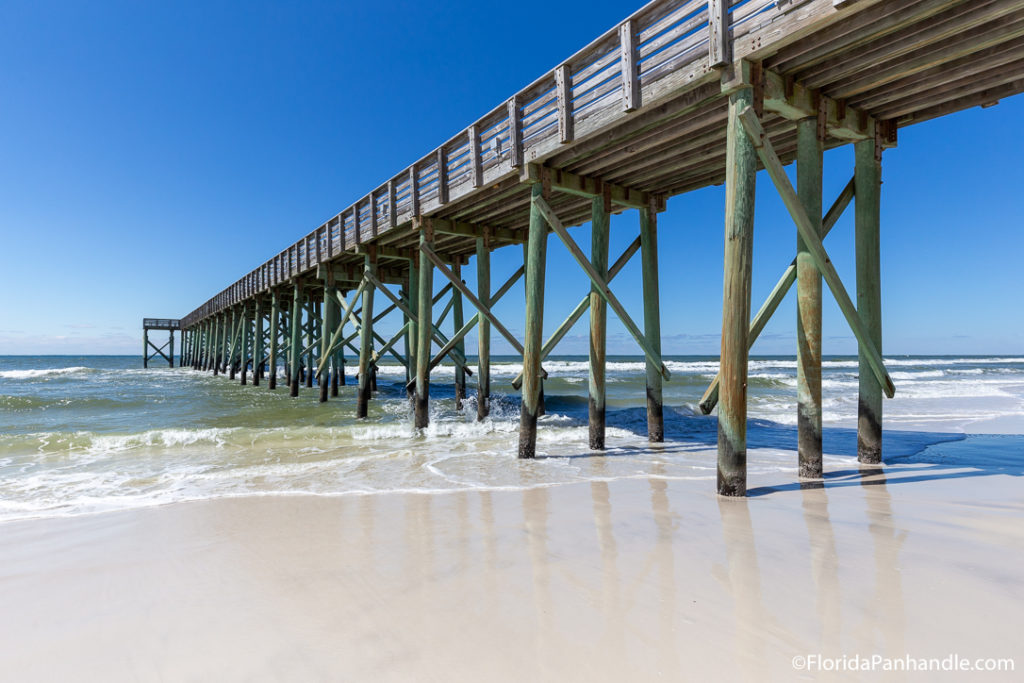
[1,354,1023,521]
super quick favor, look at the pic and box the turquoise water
[1,354,1023,521]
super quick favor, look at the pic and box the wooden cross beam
[428,265,525,372]
[420,243,543,378]
[146,339,172,364]
[520,164,653,210]
[738,106,895,398]
[698,176,856,414]
[363,271,473,374]
[533,195,670,380]
[510,235,641,390]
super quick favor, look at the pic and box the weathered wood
[856,135,882,464]
[796,117,823,478]
[452,261,466,409]
[319,272,333,403]
[476,236,491,420]
[358,254,376,418]
[535,194,670,380]
[519,183,547,459]
[640,205,664,443]
[240,307,250,385]
[269,290,280,390]
[709,0,731,67]
[289,284,303,397]
[520,164,650,209]
[415,227,433,428]
[556,64,573,144]
[738,106,895,399]
[589,193,609,450]
[510,235,640,391]
[698,176,854,414]
[253,300,264,387]
[718,76,756,498]
[620,19,640,111]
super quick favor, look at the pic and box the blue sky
[1,0,1021,356]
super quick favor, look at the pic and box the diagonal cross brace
[738,106,894,398]
[420,243,546,380]
[533,195,671,381]
[699,176,856,414]
[511,235,642,390]
[363,270,473,375]
[429,265,525,372]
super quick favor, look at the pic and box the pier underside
[167,0,1024,495]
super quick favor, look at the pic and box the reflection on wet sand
[856,466,907,657]
[800,483,841,654]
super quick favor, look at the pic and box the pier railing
[180,0,787,327]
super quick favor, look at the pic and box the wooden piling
[219,312,229,376]
[240,307,250,385]
[519,183,547,459]
[305,299,315,388]
[289,283,303,397]
[407,261,419,401]
[475,235,491,420]
[143,329,149,369]
[319,274,332,403]
[718,74,757,497]
[358,253,376,418]
[415,227,433,428]
[253,300,264,386]
[269,290,280,390]
[452,261,466,410]
[326,276,340,397]
[640,205,664,443]
[856,136,883,464]
[228,307,238,380]
[797,117,823,478]
[589,194,609,449]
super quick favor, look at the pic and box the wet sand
[1,460,1021,681]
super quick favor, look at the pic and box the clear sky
[1,1,1022,356]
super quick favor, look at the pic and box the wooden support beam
[452,261,466,410]
[319,270,334,403]
[357,253,376,417]
[520,164,650,209]
[429,218,524,244]
[718,77,757,498]
[240,307,250,385]
[269,290,280,390]
[510,237,640,391]
[289,283,303,397]
[796,117,823,478]
[856,136,883,464]
[519,183,547,459]
[420,243,530,362]
[762,69,876,141]
[253,299,264,387]
[534,194,670,381]
[589,193,609,450]
[415,225,433,428]
[476,235,491,420]
[738,106,895,399]
[640,205,664,443]
[699,176,855,414]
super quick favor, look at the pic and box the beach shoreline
[2,454,1020,682]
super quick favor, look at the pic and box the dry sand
[1,462,1021,681]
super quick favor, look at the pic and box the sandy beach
[2,455,1020,682]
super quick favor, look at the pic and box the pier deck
[166,0,1024,495]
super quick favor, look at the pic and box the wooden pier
[142,319,180,368]
[164,0,1024,495]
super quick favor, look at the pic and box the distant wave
[0,366,93,379]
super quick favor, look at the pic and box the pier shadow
[532,400,1024,492]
